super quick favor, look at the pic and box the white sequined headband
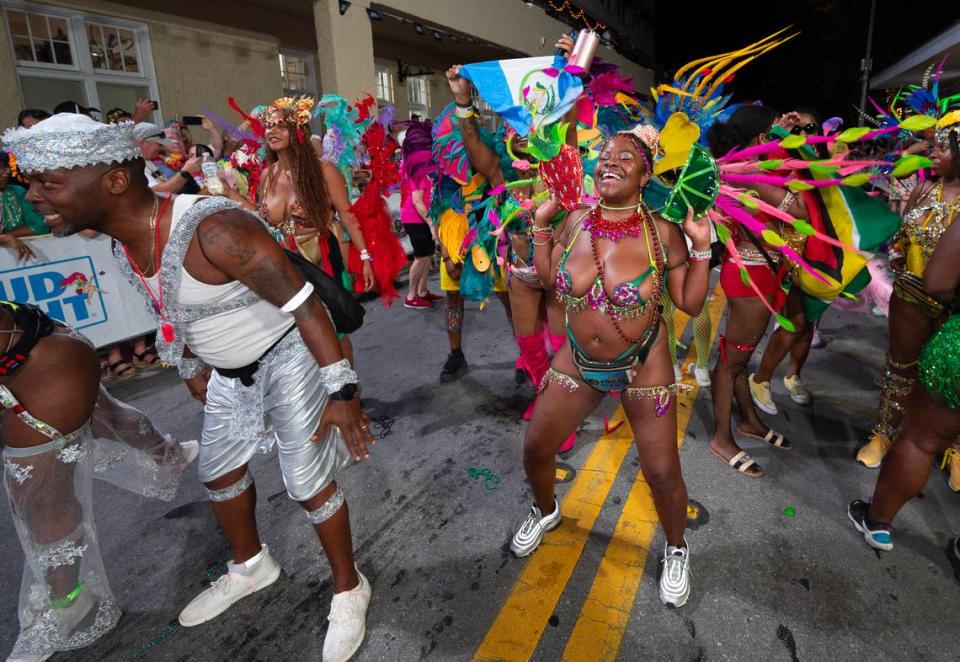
[3,113,140,174]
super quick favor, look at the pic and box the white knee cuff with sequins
[205,472,253,502]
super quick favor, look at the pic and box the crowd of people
[0,26,958,662]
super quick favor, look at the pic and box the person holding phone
[134,122,201,194]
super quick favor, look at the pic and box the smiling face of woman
[264,111,292,152]
[595,135,650,202]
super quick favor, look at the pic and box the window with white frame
[406,75,429,119]
[6,9,74,66]
[86,21,141,74]
[4,3,157,122]
[375,65,393,104]
[279,53,308,95]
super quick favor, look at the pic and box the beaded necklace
[587,205,665,344]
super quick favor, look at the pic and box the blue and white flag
[460,55,584,136]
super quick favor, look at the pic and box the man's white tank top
[144,195,294,369]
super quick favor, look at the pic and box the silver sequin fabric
[199,331,352,502]
[4,121,140,173]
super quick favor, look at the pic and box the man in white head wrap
[4,114,376,662]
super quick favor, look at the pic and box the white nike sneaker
[659,540,691,607]
[510,499,562,557]
[179,544,282,627]
[322,566,372,662]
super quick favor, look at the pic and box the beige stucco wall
[3,0,282,133]
[314,0,376,104]
[0,15,21,128]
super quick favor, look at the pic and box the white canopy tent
[871,21,960,90]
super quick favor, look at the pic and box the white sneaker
[178,544,282,627]
[510,499,562,557]
[659,540,691,607]
[782,375,810,405]
[322,566,371,662]
[687,362,711,387]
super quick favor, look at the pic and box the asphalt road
[1,274,958,662]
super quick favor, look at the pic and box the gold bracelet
[531,225,554,237]
[532,237,553,247]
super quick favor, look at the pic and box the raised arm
[445,65,504,187]
[664,209,713,315]
[195,209,373,458]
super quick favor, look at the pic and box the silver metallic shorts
[199,331,352,502]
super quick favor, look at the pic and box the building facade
[0,0,653,134]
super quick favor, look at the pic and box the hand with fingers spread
[313,399,375,462]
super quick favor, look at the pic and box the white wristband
[280,282,314,313]
[454,105,476,119]
[318,358,359,395]
[360,249,372,262]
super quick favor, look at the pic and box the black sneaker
[847,500,893,551]
[440,351,468,383]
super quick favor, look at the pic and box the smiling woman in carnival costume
[855,67,960,472]
[513,122,710,607]
[243,97,375,359]
[849,201,960,551]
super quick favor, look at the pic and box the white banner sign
[0,234,156,348]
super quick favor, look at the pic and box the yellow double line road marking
[474,406,635,661]
[475,287,726,662]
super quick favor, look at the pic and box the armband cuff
[280,282,315,313]
[319,358,359,395]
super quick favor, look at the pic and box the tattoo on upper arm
[198,215,301,304]
[199,221,257,268]
[242,252,300,301]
